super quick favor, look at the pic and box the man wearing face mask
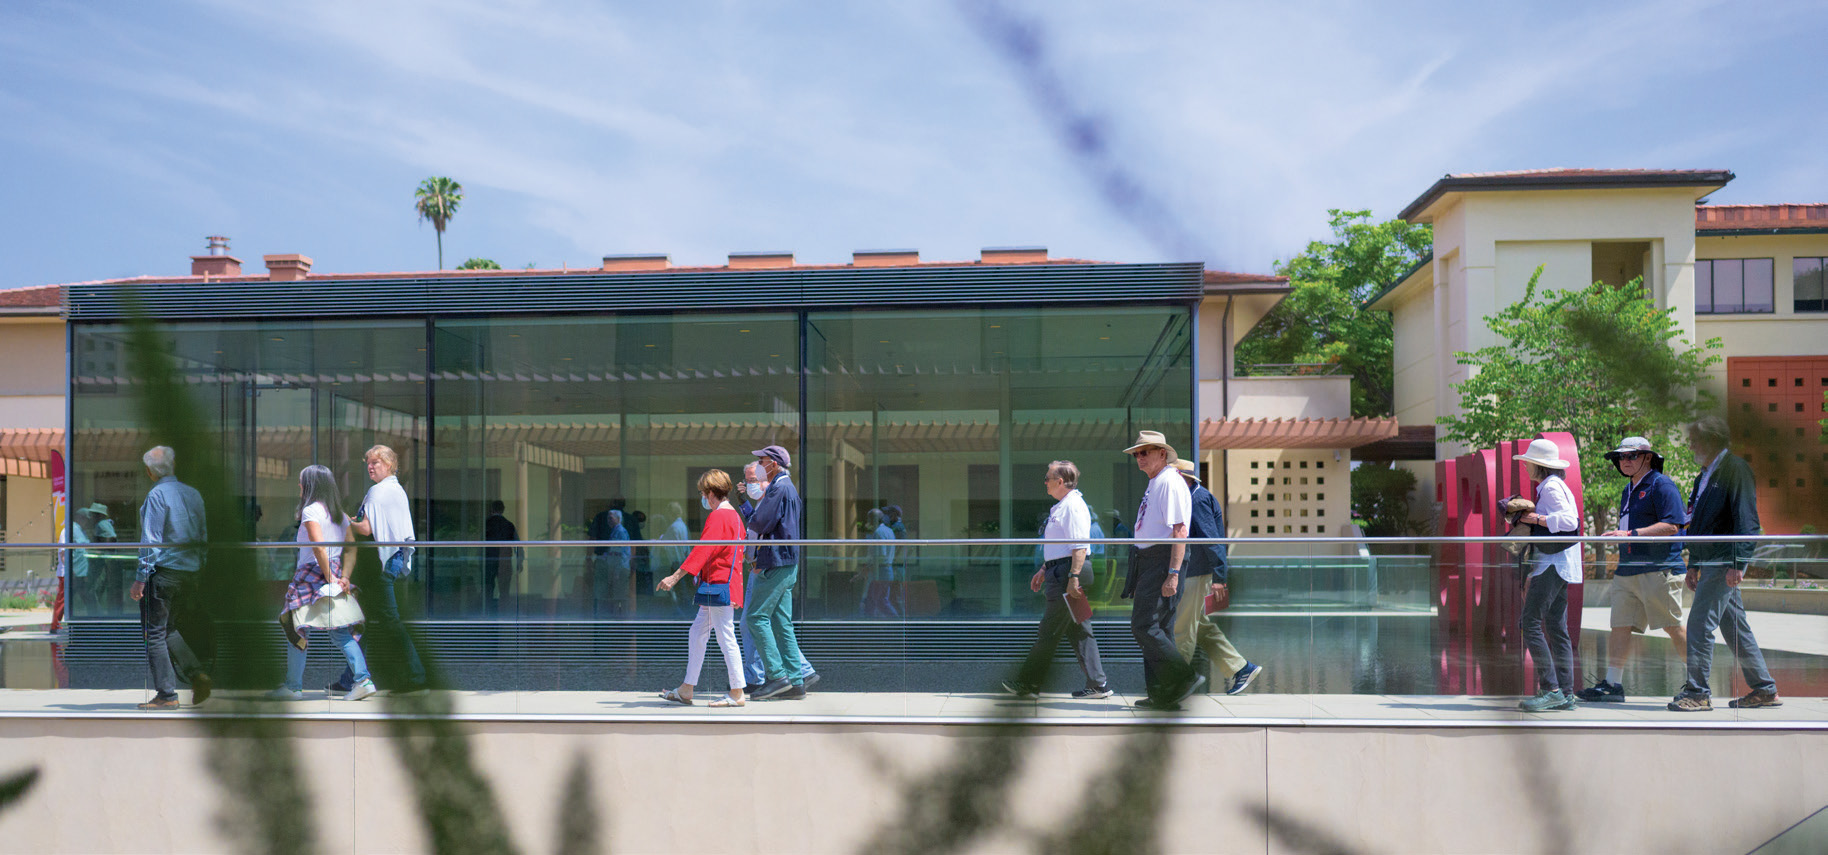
[735,462,819,695]
[745,446,814,700]
[1583,437,1688,703]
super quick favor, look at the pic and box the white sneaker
[342,680,378,701]
[266,687,305,701]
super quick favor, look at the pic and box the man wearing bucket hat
[746,444,813,700]
[1120,430,1205,709]
[1581,437,1689,702]
[1171,459,1262,695]
[1511,438,1583,712]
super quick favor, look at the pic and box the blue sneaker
[1519,689,1574,712]
[1575,680,1624,702]
[1226,663,1263,695]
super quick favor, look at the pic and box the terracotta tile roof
[1696,204,1828,232]
[1199,417,1398,450]
[1203,270,1288,286]
[81,256,1116,287]
[1400,168,1734,222]
[0,284,64,310]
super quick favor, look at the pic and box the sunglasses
[1131,449,1157,459]
[1616,451,1646,461]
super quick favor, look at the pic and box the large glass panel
[428,314,799,622]
[803,306,1193,620]
[1794,257,1825,312]
[1694,260,1712,313]
[1744,258,1774,312]
[69,320,427,617]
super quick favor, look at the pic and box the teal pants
[745,564,809,684]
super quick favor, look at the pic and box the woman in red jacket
[656,468,748,707]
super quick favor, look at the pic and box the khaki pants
[1173,576,1247,681]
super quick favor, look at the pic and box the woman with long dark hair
[269,465,375,701]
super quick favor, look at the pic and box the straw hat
[1171,459,1201,483]
[1122,430,1173,455]
[1513,438,1570,470]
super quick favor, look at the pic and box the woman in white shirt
[270,465,376,701]
[1512,439,1583,712]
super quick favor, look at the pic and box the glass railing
[2,534,1823,720]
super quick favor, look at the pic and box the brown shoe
[137,696,180,710]
[190,672,212,705]
[1728,689,1782,709]
[1666,694,1713,712]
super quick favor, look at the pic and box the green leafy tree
[1438,268,1722,533]
[1235,209,1432,417]
[1352,462,1422,537]
[457,258,501,270]
[414,177,465,270]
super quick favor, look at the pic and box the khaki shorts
[1609,571,1684,631]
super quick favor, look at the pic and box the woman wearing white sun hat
[1512,438,1583,712]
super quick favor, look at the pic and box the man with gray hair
[1670,416,1781,711]
[1005,459,1110,699]
[132,446,212,709]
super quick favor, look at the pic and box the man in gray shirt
[131,446,211,709]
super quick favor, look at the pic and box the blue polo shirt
[1614,468,1687,576]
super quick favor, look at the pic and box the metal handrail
[6,534,1826,549]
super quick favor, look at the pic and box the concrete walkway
[1,687,1823,728]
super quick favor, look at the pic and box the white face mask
[746,482,764,500]
[700,495,714,511]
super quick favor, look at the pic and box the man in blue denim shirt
[746,445,813,700]
[131,446,212,709]
[1583,437,1688,703]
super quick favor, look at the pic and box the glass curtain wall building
[65,262,1198,630]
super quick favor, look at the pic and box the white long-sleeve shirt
[1530,473,1582,583]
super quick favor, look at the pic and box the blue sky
[2,0,1823,290]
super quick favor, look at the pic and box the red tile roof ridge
[82,257,1123,285]
[0,282,67,308]
[1203,270,1289,284]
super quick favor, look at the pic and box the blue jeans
[745,564,810,684]
[340,552,425,688]
[286,625,369,691]
[1683,566,1776,696]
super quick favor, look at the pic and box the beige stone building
[1368,168,1828,533]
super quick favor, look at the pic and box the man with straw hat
[1120,430,1205,710]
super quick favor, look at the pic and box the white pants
[685,605,744,691]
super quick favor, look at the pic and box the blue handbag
[692,534,744,607]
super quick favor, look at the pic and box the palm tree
[414,177,464,269]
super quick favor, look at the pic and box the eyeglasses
[1617,451,1645,461]
[1131,449,1156,459]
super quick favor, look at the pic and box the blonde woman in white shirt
[1512,439,1583,712]
[271,465,376,701]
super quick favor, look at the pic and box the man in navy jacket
[1670,417,1780,711]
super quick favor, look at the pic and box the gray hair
[142,446,175,478]
[743,461,761,479]
[1047,460,1080,489]
[1688,415,1731,447]
[607,509,622,525]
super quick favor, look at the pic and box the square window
[1250,477,1259,485]
[1300,509,1309,517]
[1300,461,1308,469]
[1742,378,1751,387]
[1283,477,1291,485]
[1250,526,1260,534]
[1251,461,1259,469]
[1769,378,1778,387]
[1798,479,1807,488]
[1317,509,1325,517]
[1797,378,1806,387]
[1317,492,1325,501]
[1283,525,1292,533]
[1266,492,1275,501]
[1300,477,1309,485]
[1317,461,1325,469]
[1797,403,1805,412]
[1267,509,1276,518]
[1316,477,1325,485]
[1301,493,1310,501]
[1250,509,1259,518]
[1768,403,1777,412]
[1250,493,1259,501]
[1301,525,1310,533]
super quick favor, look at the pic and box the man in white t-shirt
[1120,430,1204,709]
[337,445,428,694]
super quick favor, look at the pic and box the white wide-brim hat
[1513,438,1570,470]
[1122,430,1173,455]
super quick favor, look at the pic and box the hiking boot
[1518,689,1572,712]
[1728,689,1782,709]
[1575,680,1624,703]
[1667,693,1713,712]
